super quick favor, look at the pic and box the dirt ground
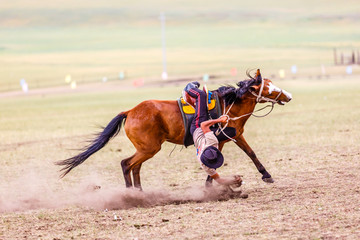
[1,145,360,240]
[1,139,360,240]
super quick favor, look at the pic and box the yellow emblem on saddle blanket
[180,98,216,114]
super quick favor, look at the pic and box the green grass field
[1,0,360,91]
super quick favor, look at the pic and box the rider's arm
[201,158,242,186]
[212,174,242,186]
[200,116,228,133]
[201,164,241,186]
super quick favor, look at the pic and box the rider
[184,82,242,186]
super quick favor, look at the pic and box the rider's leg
[186,87,208,135]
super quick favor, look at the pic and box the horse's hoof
[240,193,249,199]
[262,177,274,183]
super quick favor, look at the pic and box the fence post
[334,48,338,65]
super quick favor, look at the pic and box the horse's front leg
[235,134,274,183]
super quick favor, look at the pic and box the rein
[215,79,282,142]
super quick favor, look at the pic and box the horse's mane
[215,71,260,106]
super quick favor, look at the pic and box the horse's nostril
[283,91,292,101]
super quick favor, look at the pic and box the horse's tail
[55,112,128,178]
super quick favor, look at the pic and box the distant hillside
[1,0,359,27]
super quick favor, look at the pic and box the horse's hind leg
[121,155,136,188]
[121,149,160,189]
[132,163,142,190]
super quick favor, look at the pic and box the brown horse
[56,69,292,189]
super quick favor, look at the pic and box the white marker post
[119,71,125,80]
[70,81,77,89]
[203,74,209,82]
[321,64,326,75]
[160,13,168,80]
[346,66,352,75]
[279,69,285,79]
[65,75,71,83]
[20,79,28,93]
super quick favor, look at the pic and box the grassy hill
[0,0,359,91]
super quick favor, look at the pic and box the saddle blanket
[177,91,235,147]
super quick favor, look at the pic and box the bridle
[215,78,283,142]
[249,78,283,105]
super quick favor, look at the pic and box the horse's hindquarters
[124,100,184,150]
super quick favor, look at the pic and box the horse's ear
[250,84,260,92]
[255,69,262,84]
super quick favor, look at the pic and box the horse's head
[216,69,292,107]
[248,69,292,105]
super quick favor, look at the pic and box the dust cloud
[0,172,246,213]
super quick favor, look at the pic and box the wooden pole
[333,48,338,65]
[341,53,344,65]
[160,13,168,80]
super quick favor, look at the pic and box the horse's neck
[223,97,257,121]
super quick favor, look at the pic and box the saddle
[177,91,223,147]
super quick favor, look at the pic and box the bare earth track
[1,147,359,239]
